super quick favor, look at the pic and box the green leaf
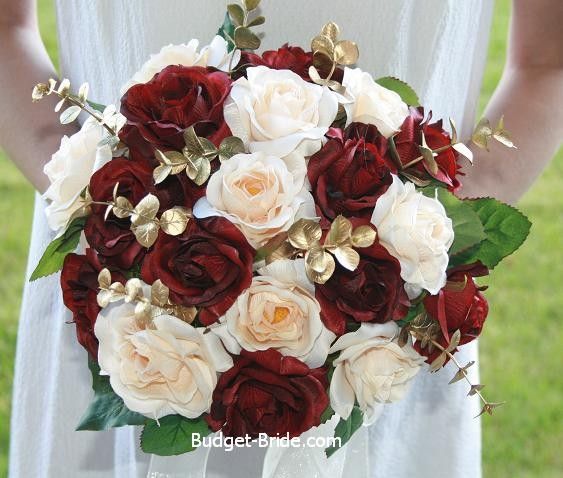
[450,198,531,269]
[325,406,363,458]
[396,301,424,327]
[217,12,236,52]
[76,358,147,431]
[29,216,86,281]
[320,405,335,424]
[141,415,211,456]
[87,100,107,113]
[434,188,486,256]
[375,76,420,106]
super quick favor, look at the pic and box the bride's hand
[459,0,563,204]
[0,0,78,193]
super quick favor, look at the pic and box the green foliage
[76,359,146,431]
[375,76,420,106]
[29,216,86,280]
[450,198,531,269]
[325,406,363,457]
[141,415,211,456]
[217,12,236,51]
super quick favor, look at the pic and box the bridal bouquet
[31,0,530,457]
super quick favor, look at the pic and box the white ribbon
[145,416,371,478]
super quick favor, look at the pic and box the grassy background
[0,0,561,476]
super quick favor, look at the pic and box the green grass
[0,0,561,476]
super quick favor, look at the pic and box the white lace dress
[9,1,493,477]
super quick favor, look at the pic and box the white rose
[329,322,424,424]
[193,152,316,248]
[43,116,112,233]
[342,67,409,138]
[223,66,338,170]
[371,174,454,298]
[95,287,233,419]
[211,259,335,368]
[121,36,240,93]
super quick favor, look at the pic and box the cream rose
[329,322,424,424]
[43,116,113,233]
[342,67,409,138]
[223,66,338,166]
[211,259,335,368]
[95,287,233,419]
[121,36,240,93]
[371,174,454,298]
[193,152,315,248]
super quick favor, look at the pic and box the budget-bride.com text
[193,433,342,452]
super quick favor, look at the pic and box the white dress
[9,1,494,477]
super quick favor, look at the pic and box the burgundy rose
[206,349,328,438]
[61,249,123,358]
[236,44,343,83]
[416,263,489,363]
[141,217,254,325]
[308,125,394,223]
[120,65,232,153]
[85,156,204,270]
[394,107,462,191]
[316,222,409,335]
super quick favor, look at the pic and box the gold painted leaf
[334,246,360,271]
[113,196,133,219]
[131,194,160,225]
[321,22,340,41]
[492,131,516,149]
[334,40,359,65]
[288,219,322,249]
[429,351,447,372]
[265,241,296,265]
[351,225,376,248]
[32,83,50,102]
[452,142,474,163]
[104,204,114,221]
[183,127,206,156]
[171,305,197,323]
[125,278,143,302]
[219,136,245,162]
[243,0,261,11]
[57,78,70,95]
[446,329,461,352]
[326,215,352,247]
[449,118,458,144]
[400,171,432,187]
[98,268,112,289]
[398,327,410,348]
[448,369,466,385]
[160,207,190,236]
[468,384,485,396]
[471,117,493,150]
[78,82,89,102]
[192,157,212,186]
[151,279,170,307]
[419,136,439,175]
[153,164,173,184]
[246,15,265,28]
[234,26,261,50]
[305,246,335,284]
[227,3,245,26]
[132,221,159,248]
[311,35,334,58]
[54,98,66,113]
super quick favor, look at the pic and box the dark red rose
[120,65,232,153]
[308,125,394,223]
[393,107,462,191]
[316,222,409,335]
[416,263,489,363]
[141,217,254,325]
[85,156,205,270]
[236,44,343,83]
[206,349,328,438]
[61,249,124,358]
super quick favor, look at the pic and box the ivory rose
[223,65,338,174]
[94,286,233,419]
[211,259,335,368]
[329,322,424,424]
[121,36,240,93]
[193,151,315,248]
[43,116,112,233]
[370,174,454,298]
[342,67,409,137]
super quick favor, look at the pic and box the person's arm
[0,0,77,193]
[459,0,563,204]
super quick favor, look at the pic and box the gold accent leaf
[131,194,160,225]
[125,278,143,302]
[160,207,190,236]
[471,117,493,150]
[321,21,340,41]
[468,384,485,396]
[78,82,89,102]
[429,351,447,372]
[333,40,359,65]
[219,136,245,162]
[234,26,261,50]
[60,105,81,124]
[153,164,173,184]
[113,196,133,219]
[131,221,160,248]
[305,246,335,284]
[334,245,360,271]
[351,225,376,248]
[227,3,245,26]
[325,215,352,247]
[288,219,322,250]
[265,240,297,265]
[242,0,261,11]
[98,268,112,289]
[151,279,170,307]
[446,329,461,353]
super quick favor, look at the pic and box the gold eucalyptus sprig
[32,78,116,136]
[266,216,376,284]
[401,315,504,418]
[153,127,245,185]
[226,0,264,52]
[309,22,359,93]
[91,184,192,248]
[472,115,516,151]
[97,270,197,325]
